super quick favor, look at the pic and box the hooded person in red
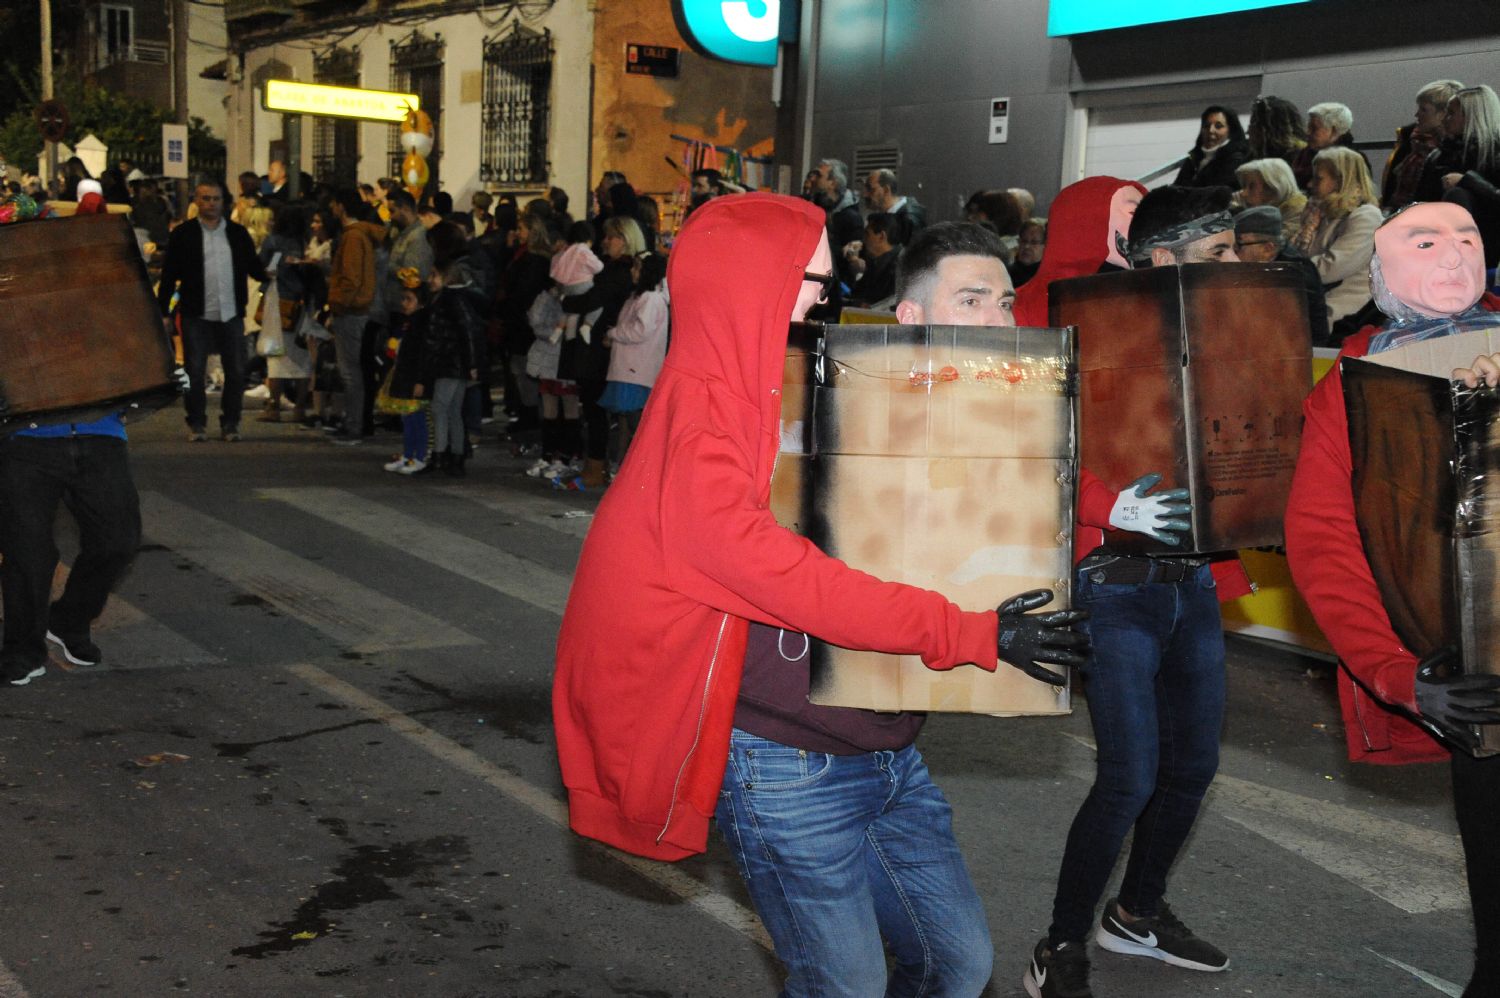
[1013,176,1146,329]
[553,194,1090,866]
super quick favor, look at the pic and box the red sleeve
[657,428,1000,673]
[1284,344,1419,710]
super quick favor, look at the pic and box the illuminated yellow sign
[262,80,420,122]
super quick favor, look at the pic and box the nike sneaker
[1023,936,1092,998]
[1095,898,1229,972]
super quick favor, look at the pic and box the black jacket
[498,250,552,356]
[157,217,266,320]
[1173,139,1252,189]
[1276,247,1331,347]
[850,248,900,306]
[422,285,486,382]
[561,255,636,383]
[388,309,428,399]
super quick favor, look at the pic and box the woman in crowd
[1422,84,1500,266]
[1235,157,1308,242]
[255,202,312,424]
[1291,102,1355,189]
[1009,217,1047,287]
[1383,79,1465,210]
[1291,146,1382,324]
[1173,105,1252,189]
[1247,95,1307,165]
[599,253,669,469]
[561,215,643,488]
[301,206,339,428]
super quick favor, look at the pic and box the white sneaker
[524,458,552,477]
[397,458,427,475]
[383,456,407,472]
[244,384,271,399]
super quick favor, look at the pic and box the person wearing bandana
[1026,186,1250,998]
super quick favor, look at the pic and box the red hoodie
[552,194,1001,861]
[1013,176,1145,329]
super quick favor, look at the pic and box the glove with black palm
[996,589,1090,687]
[1413,646,1500,754]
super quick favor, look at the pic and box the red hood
[1014,176,1145,327]
[663,192,826,486]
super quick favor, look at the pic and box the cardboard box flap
[1364,327,1500,380]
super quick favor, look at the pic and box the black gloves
[1413,646,1500,753]
[996,589,1091,687]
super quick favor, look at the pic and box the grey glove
[1414,646,1500,753]
[996,589,1090,687]
[1108,473,1192,545]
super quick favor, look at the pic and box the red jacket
[1013,176,1146,329]
[1285,294,1500,766]
[552,194,1000,861]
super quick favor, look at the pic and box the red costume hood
[553,194,999,860]
[1014,176,1145,328]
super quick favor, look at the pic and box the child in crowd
[422,261,485,476]
[524,220,601,479]
[599,253,669,470]
[551,220,604,345]
[380,269,430,475]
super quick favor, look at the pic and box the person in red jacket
[1012,176,1145,329]
[553,198,1089,995]
[1026,186,1252,998]
[1286,201,1500,998]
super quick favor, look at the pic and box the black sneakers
[1024,937,1092,998]
[1095,898,1229,972]
[46,630,102,667]
[3,659,46,686]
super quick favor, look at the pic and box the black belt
[1079,555,1208,585]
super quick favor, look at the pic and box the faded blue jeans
[716,729,993,997]
[1048,563,1226,944]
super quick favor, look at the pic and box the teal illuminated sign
[671,0,796,67]
[1048,0,1312,35]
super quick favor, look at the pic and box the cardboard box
[1049,263,1312,554]
[770,323,1077,715]
[0,214,174,431]
[1345,327,1500,756]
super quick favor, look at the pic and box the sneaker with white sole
[3,659,46,686]
[397,458,427,475]
[1095,898,1228,972]
[1023,937,1092,998]
[383,456,408,472]
[47,629,102,666]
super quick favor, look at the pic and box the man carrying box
[553,203,1089,997]
[1027,185,1253,998]
[1287,201,1500,998]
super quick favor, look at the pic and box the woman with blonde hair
[1431,84,1500,266]
[1291,146,1381,323]
[1383,79,1464,209]
[1235,157,1307,242]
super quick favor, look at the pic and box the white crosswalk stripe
[139,491,482,654]
[257,487,575,615]
[50,563,220,671]
[433,483,596,540]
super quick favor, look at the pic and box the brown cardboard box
[0,214,174,430]
[1346,327,1500,756]
[770,323,1077,715]
[1049,263,1312,554]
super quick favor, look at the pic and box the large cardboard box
[1345,327,1500,757]
[0,214,174,431]
[1049,263,1312,554]
[770,323,1077,715]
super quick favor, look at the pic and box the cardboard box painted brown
[1346,327,1500,756]
[1049,263,1312,554]
[770,323,1077,715]
[0,214,174,430]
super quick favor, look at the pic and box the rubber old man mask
[1374,202,1486,318]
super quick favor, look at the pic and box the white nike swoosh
[1033,963,1047,987]
[1112,918,1159,948]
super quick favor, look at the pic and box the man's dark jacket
[157,217,265,320]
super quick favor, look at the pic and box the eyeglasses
[803,270,837,304]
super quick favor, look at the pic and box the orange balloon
[402,151,429,201]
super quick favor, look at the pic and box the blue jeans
[716,730,993,997]
[1048,564,1225,944]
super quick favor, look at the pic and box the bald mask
[1373,202,1486,319]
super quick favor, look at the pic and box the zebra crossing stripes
[139,491,482,654]
[430,483,597,540]
[256,487,575,616]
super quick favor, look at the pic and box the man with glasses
[1234,204,1330,345]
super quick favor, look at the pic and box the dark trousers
[1454,751,1500,995]
[0,435,141,668]
[182,315,247,432]
[579,379,609,461]
[360,321,381,435]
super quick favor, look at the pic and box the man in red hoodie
[1026,186,1251,998]
[553,199,1089,995]
[1286,201,1500,997]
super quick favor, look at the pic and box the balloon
[402,151,429,200]
[400,131,434,158]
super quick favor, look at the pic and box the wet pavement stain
[230,835,471,960]
[395,672,550,745]
[211,717,381,758]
